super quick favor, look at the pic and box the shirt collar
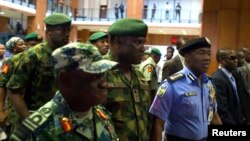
[182,66,209,84]
[220,67,233,78]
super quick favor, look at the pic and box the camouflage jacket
[104,53,151,141]
[0,53,24,88]
[10,92,118,141]
[6,41,57,110]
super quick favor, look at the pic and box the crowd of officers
[0,13,249,141]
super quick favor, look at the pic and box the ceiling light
[0,11,5,15]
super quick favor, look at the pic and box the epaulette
[10,101,53,141]
[167,73,185,83]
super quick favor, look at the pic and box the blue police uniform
[149,66,217,140]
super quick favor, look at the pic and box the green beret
[108,18,148,37]
[88,32,108,42]
[151,48,162,56]
[44,13,71,26]
[180,37,211,53]
[24,32,41,41]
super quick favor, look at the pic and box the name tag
[184,92,197,96]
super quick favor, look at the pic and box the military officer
[104,18,151,141]
[6,13,71,120]
[88,32,109,56]
[24,32,43,48]
[150,37,222,141]
[10,42,118,141]
[0,37,27,132]
[139,48,162,100]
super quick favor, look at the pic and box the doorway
[100,5,107,19]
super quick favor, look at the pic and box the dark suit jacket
[233,70,250,124]
[212,69,244,125]
[162,55,183,81]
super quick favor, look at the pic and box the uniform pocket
[182,98,198,118]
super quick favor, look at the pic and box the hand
[0,111,7,126]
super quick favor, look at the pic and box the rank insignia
[96,109,107,120]
[156,85,168,97]
[168,73,184,83]
[60,117,73,132]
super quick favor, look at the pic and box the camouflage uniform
[10,92,118,141]
[0,53,25,132]
[104,53,151,141]
[6,42,57,110]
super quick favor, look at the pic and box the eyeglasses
[223,56,237,61]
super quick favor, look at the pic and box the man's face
[93,38,109,55]
[69,70,108,106]
[186,48,211,74]
[48,24,71,48]
[0,45,5,57]
[115,36,146,65]
[221,50,238,71]
[166,48,174,60]
[237,51,245,67]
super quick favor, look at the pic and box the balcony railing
[46,7,201,24]
[2,0,36,9]
[143,8,202,23]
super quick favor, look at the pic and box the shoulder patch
[1,64,9,74]
[156,85,168,97]
[167,73,184,83]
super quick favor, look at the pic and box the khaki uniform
[104,54,151,141]
[139,57,159,99]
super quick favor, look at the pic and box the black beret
[108,18,148,37]
[180,37,211,53]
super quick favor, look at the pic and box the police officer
[150,37,222,141]
[6,13,71,120]
[104,19,151,141]
[24,32,43,48]
[139,48,162,100]
[88,32,109,56]
[10,42,118,141]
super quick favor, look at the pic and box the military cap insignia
[184,92,197,96]
[1,64,9,74]
[156,85,168,97]
[167,73,184,83]
[60,117,73,132]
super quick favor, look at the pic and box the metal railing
[2,0,36,9]
[143,8,202,23]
